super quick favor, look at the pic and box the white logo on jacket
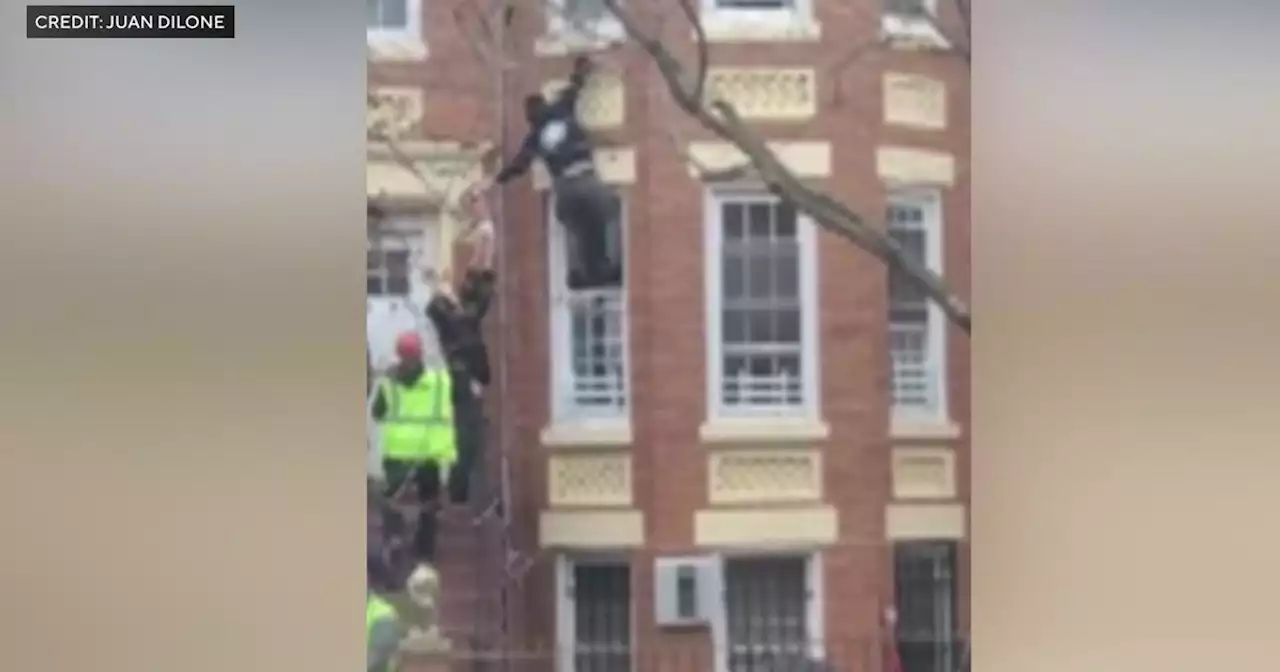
[538,120,568,152]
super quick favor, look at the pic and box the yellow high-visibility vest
[366,593,399,672]
[378,369,456,466]
[366,593,397,633]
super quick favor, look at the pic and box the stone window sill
[367,36,429,62]
[699,417,830,444]
[881,16,951,50]
[541,418,634,449]
[534,31,625,56]
[891,417,963,441]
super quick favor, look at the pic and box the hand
[474,176,495,194]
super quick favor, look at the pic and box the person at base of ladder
[370,331,457,580]
[477,54,621,291]
[367,587,403,672]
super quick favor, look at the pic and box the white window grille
[707,191,818,417]
[887,191,945,419]
[367,0,421,38]
[547,0,624,41]
[702,0,812,27]
[367,236,412,298]
[558,558,633,672]
[893,541,960,672]
[721,555,823,672]
[884,0,932,18]
[548,192,629,421]
[716,0,793,9]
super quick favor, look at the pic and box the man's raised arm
[550,55,593,114]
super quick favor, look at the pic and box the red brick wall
[370,0,970,661]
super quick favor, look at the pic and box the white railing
[560,289,628,418]
[890,321,936,413]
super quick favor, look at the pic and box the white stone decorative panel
[883,72,947,130]
[706,68,817,121]
[367,87,424,140]
[541,74,625,129]
[892,447,957,499]
[709,449,822,503]
[549,451,632,507]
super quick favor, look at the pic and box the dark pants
[554,172,621,287]
[447,392,486,505]
[382,459,443,565]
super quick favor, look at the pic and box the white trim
[887,187,948,424]
[704,186,821,421]
[710,550,826,672]
[702,0,814,27]
[555,554,636,672]
[366,0,423,42]
[880,0,950,47]
[547,192,632,422]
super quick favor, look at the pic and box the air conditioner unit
[654,555,719,627]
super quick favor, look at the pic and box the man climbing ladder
[478,54,620,290]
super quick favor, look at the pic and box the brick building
[367,0,969,670]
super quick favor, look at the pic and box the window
[702,0,812,25]
[721,555,823,672]
[547,0,624,40]
[557,558,632,672]
[707,191,818,417]
[881,0,947,45]
[367,235,412,297]
[884,0,931,18]
[887,190,946,419]
[367,0,420,38]
[548,192,629,420]
[894,542,960,672]
[716,0,793,8]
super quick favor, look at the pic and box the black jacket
[494,66,594,184]
[426,269,495,393]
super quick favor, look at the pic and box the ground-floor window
[894,541,961,672]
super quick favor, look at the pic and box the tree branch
[602,0,970,332]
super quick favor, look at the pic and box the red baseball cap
[394,331,423,361]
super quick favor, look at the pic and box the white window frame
[704,187,821,421]
[886,188,948,423]
[547,193,631,422]
[710,551,825,672]
[881,0,948,46]
[556,554,635,672]
[367,0,423,42]
[700,0,814,28]
[546,0,625,42]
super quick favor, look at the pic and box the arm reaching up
[551,55,593,114]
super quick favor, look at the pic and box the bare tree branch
[602,0,970,332]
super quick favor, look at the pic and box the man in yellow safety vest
[370,330,458,577]
[367,588,403,672]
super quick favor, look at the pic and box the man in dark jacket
[478,55,620,290]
